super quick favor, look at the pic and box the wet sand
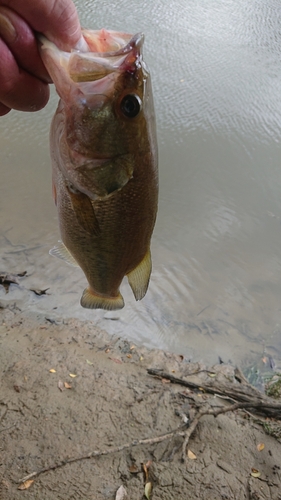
[0,306,280,499]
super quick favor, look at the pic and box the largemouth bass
[40,29,158,310]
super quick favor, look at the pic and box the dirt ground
[0,305,281,500]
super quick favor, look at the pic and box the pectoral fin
[127,249,152,301]
[66,184,100,236]
[49,240,79,267]
[52,180,57,206]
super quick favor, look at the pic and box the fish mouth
[39,31,144,86]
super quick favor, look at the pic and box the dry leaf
[64,382,72,389]
[105,348,110,353]
[69,373,77,378]
[30,288,50,296]
[251,468,261,478]
[208,372,216,378]
[257,443,264,451]
[115,485,127,500]
[139,356,144,361]
[187,449,197,460]
[1,479,10,489]
[58,380,64,392]
[130,345,135,350]
[109,357,122,364]
[142,462,148,482]
[126,354,132,359]
[129,464,139,473]
[161,378,171,384]
[144,481,152,499]
[18,480,34,490]
[86,359,94,365]
[49,369,56,373]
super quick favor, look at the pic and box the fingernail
[0,12,16,43]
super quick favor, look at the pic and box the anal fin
[127,249,152,301]
[49,240,79,267]
[81,288,124,310]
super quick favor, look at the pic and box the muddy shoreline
[0,306,281,499]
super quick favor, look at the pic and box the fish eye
[120,94,142,118]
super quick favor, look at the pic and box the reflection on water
[1,0,281,371]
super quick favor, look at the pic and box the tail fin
[80,288,124,310]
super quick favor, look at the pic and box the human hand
[0,0,81,116]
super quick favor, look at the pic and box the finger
[0,6,50,83]
[0,38,50,111]
[1,0,81,50]
[0,102,10,115]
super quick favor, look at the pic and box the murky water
[1,0,281,370]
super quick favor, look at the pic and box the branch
[17,423,188,484]
[147,368,281,419]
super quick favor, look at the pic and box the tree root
[147,367,281,419]
[17,365,281,485]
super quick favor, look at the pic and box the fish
[39,29,158,310]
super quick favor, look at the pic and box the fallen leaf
[139,356,144,361]
[30,288,50,296]
[105,348,110,353]
[144,481,152,499]
[0,272,26,291]
[142,463,148,482]
[86,359,94,365]
[208,372,216,378]
[64,382,72,389]
[108,357,122,364]
[161,378,171,384]
[126,354,132,359]
[18,480,34,490]
[129,464,139,473]
[49,369,56,373]
[1,479,10,489]
[257,443,264,452]
[69,373,77,378]
[115,485,127,500]
[130,345,135,350]
[58,380,64,392]
[187,449,197,460]
[251,468,261,478]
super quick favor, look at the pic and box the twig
[181,401,261,463]
[17,367,281,485]
[17,423,188,484]
[0,423,16,433]
[18,399,261,485]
